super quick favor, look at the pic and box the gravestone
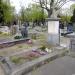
[20,22,28,38]
[46,18,60,46]
[10,25,17,35]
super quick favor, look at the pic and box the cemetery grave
[0,31,68,75]
[0,31,49,57]
[9,46,67,66]
[0,39,38,56]
[9,47,49,66]
[0,24,69,75]
[0,29,69,75]
[0,45,67,75]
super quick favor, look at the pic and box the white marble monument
[46,18,60,45]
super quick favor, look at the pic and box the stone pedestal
[46,18,60,45]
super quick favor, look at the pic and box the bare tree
[33,0,70,18]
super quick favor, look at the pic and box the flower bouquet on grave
[27,39,33,44]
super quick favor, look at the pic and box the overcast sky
[10,0,75,13]
[10,0,32,13]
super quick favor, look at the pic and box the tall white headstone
[46,18,60,46]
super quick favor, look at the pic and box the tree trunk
[47,9,53,18]
[47,9,58,18]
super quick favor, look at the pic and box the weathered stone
[46,18,60,45]
[20,22,28,38]
[70,39,75,52]
[0,39,30,49]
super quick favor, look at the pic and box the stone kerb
[46,18,60,22]
[0,47,68,75]
[0,56,13,75]
[0,38,30,49]
[11,50,68,75]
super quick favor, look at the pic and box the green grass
[0,34,13,39]
[10,56,26,64]
[10,55,39,65]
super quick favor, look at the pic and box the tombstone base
[47,33,59,46]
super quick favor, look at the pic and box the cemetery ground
[0,28,69,57]
[0,26,49,74]
[0,65,5,75]
[0,32,48,57]
[0,26,73,75]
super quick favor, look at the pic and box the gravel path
[26,56,75,75]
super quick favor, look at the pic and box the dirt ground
[0,65,5,75]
